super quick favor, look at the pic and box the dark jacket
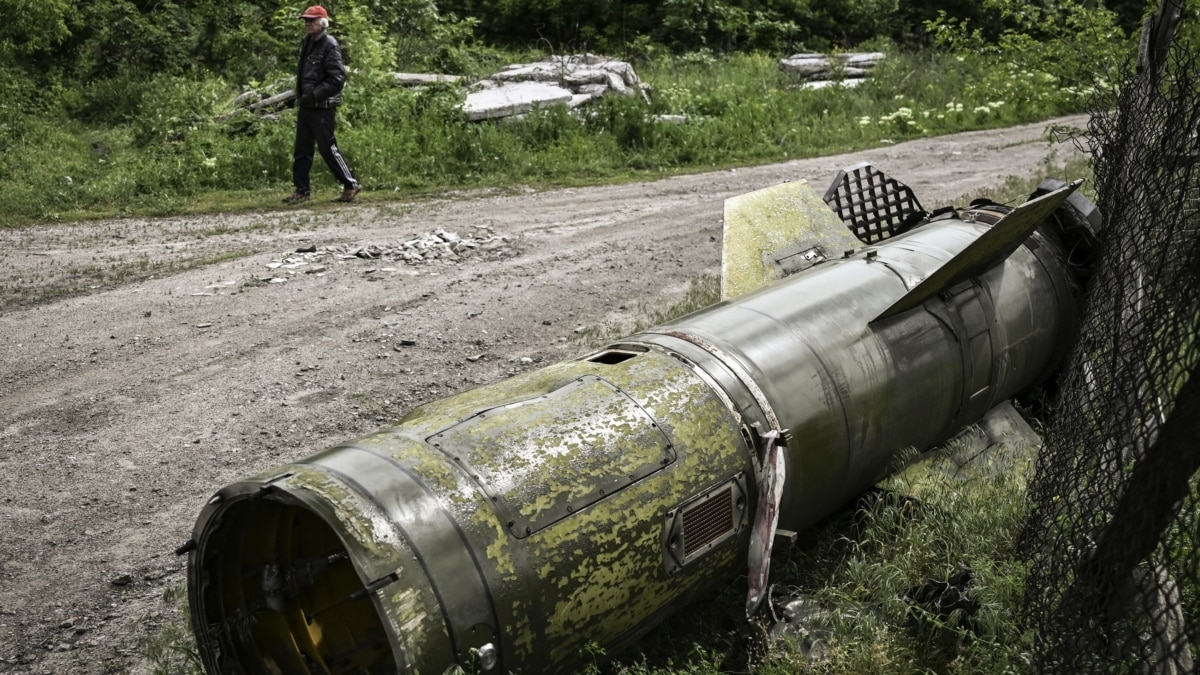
[296,31,346,109]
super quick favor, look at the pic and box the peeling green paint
[382,586,442,675]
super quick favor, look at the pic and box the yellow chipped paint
[493,349,751,668]
[383,586,434,671]
[470,507,518,579]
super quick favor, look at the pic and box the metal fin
[870,180,1083,324]
[721,180,862,301]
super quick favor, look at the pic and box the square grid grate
[823,162,927,244]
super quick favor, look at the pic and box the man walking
[284,5,361,204]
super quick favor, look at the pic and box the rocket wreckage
[181,164,1101,674]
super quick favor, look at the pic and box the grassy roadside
[3,50,1086,228]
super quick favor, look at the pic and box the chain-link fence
[1018,1,1200,672]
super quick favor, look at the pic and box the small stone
[110,574,132,587]
[520,357,533,364]
[466,354,483,362]
[195,323,212,328]
[295,244,317,253]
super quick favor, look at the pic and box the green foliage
[0,46,1099,226]
[76,1,196,79]
[138,584,204,675]
[3,0,76,58]
[926,0,1132,92]
[657,0,804,52]
[437,0,916,54]
[192,1,290,81]
[333,0,400,72]
[1,0,1137,128]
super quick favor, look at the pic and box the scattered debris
[765,589,838,662]
[261,227,516,277]
[219,77,296,122]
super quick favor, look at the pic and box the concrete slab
[463,81,574,121]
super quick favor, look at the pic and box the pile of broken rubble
[779,52,885,89]
[221,52,884,124]
[258,226,517,284]
[463,54,650,121]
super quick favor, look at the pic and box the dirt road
[0,115,1088,673]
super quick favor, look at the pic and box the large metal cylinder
[636,212,1079,532]
[185,177,1092,675]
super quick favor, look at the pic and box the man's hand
[300,93,315,108]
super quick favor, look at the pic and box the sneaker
[283,191,310,204]
[335,184,361,203]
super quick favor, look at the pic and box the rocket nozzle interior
[193,495,396,674]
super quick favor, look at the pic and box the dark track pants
[292,107,356,193]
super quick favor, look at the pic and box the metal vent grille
[682,487,734,557]
[662,474,747,576]
[823,162,927,244]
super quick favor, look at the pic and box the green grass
[0,50,1087,228]
[134,584,204,675]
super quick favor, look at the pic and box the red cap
[300,5,328,19]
